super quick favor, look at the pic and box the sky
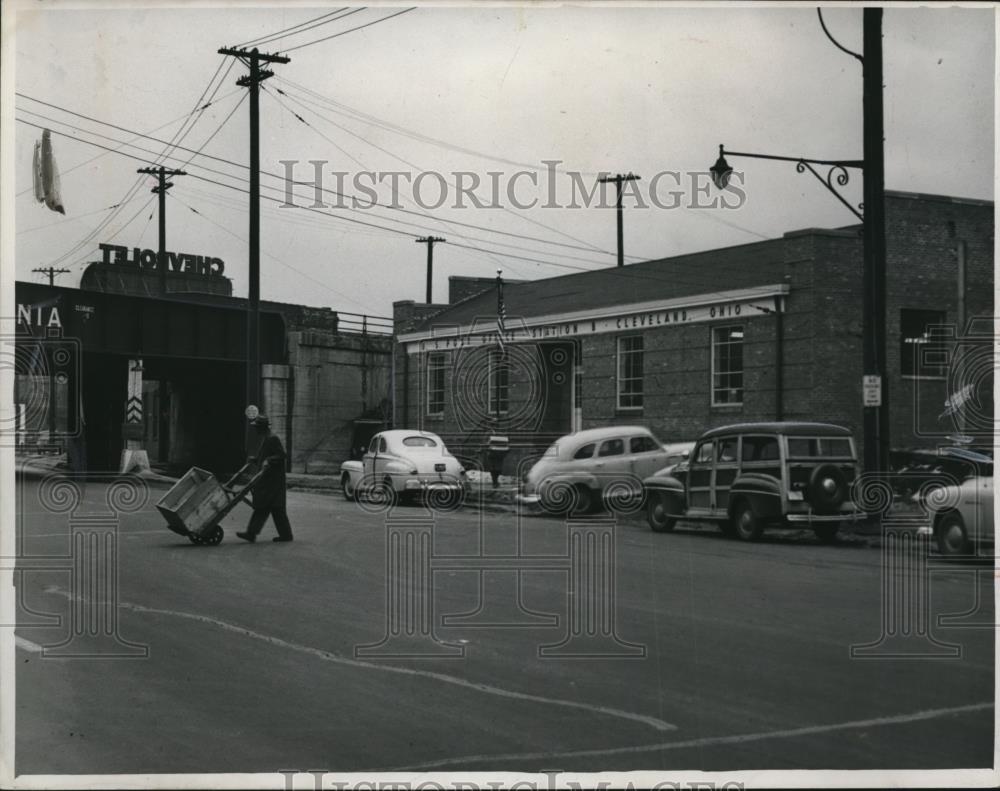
[9,1,996,318]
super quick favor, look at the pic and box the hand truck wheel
[188,533,204,545]
[205,525,224,546]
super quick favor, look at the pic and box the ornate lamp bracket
[795,159,865,221]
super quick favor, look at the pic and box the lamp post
[708,8,887,474]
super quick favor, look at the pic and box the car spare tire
[807,463,847,514]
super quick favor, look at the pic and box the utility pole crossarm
[217,47,291,64]
[32,267,70,286]
[137,166,187,295]
[416,236,446,303]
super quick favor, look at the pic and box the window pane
[742,436,779,461]
[717,438,738,462]
[573,443,596,460]
[695,441,714,464]
[712,325,744,405]
[598,438,624,457]
[900,309,947,376]
[617,336,644,409]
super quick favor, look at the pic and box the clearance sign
[401,285,789,354]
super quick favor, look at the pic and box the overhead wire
[237,7,353,48]
[16,116,784,296]
[18,93,625,263]
[281,7,417,53]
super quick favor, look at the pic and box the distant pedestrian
[236,415,293,543]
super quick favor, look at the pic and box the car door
[713,435,740,514]
[594,438,628,490]
[629,434,669,483]
[363,434,380,480]
[372,435,393,483]
[687,439,714,512]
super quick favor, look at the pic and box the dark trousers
[246,504,293,539]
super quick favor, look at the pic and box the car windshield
[403,436,438,448]
[786,437,853,458]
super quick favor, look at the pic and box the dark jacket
[251,434,287,508]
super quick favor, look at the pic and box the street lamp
[710,145,863,221]
[707,8,887,474]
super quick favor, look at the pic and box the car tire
[936,511,972,557]
[372,476,398,508]
[647,492,676,533]
[342,473,357,501]
[813,523,840,543]
[732,500,764,541]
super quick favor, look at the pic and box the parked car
[519,426,672,514]
[643,422,867,542]
[890,445,993,500]
[340,429,467,505]
[917,457,994,557]
[657,441,696,476]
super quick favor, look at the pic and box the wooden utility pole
[217,46,290,413]
[32,267,69,286]
[861,8,888,473]
[598,173,640,267]
[136,166,186,296]
[415,236,446,303]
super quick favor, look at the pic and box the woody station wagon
[643,422,868,541]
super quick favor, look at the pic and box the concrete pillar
[119,358,149,474]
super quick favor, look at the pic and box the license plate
[434,463,446,472]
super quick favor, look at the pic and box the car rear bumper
[403,479,465,492]
[785,510,869,524]
[516,493,542,505]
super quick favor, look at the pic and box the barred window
[488,350,510,415]
[427,353,446,415]
[617,336,644,409]
[900,309,947,377]
[712,325,744,405]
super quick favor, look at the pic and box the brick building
[393,191,994,472]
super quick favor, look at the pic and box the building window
[427,353,446,415]
[712,325,744,405]
[900,309,947,377]
[617,336,644,409]
[488,349,510,415]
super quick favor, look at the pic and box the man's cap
[251,414,270,427]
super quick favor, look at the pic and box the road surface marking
[44,587,676,733]
[382,700,995,771]
[14,636,43,653]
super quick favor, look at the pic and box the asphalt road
[13,476,995,774]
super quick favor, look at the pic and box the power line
[276,75,606,179]
[16,116,780,296]
[281,7,417,53]
[268,84,617,259]
[240,8,367,49]
[17,93,621,261]
[168,191,382,314]
[238,7,351,47]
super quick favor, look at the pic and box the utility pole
[415,236,446,303]
[136,166,186,296]
[861,8,888,473]
[598,173,640,267]
[32,267,69,286]
[217,46,290,416]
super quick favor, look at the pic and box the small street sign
[863,375,882,407]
